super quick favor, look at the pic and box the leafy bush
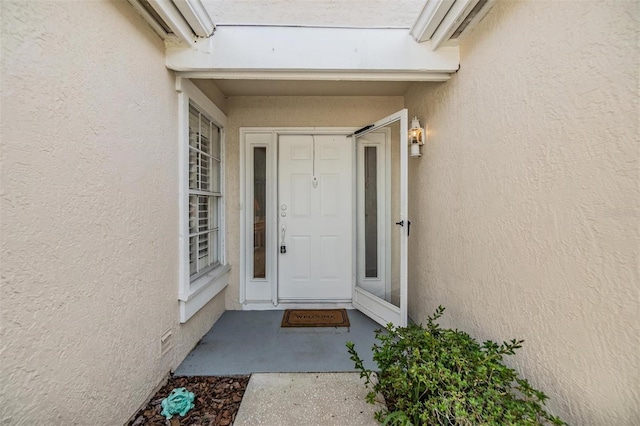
[346,306,566,426]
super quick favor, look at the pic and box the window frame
[177,78,230,323]
[188,103,222,281]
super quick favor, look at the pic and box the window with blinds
[188,102,221,279]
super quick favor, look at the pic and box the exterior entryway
[277,135,353,300]
[241,109,408,327]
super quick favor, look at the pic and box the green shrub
[346,306,566,426]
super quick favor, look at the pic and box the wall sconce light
[409,116,425,158]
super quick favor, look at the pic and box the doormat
[281,309,350,328]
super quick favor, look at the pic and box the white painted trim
[239,128,359,306]
[177,71,452,82]
[242,302,355,311]
[431,0,477,50]
[180,266,230,322]
[166,26,460,78]
[397,109,411,327]
[410,0,456,43]
[214,23,414,30]
[177,77,228,323]
[172,0,215,37]
[353,287,400,327]
[243,127,359,135]
[239,132,247,305]
[410,0,495,49]
[146,0,199,47]
[269,132,278,306]
[447,0,497,46]
[176,78,227,127]
[240,131,277,304]
[399,111,409,329]
[351,134,357,309]
[128,0,172,39]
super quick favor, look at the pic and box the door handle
[395,220,411,236]
[280,225,287,254]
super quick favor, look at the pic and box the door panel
[353,109,408,327]
[278,134,353,300]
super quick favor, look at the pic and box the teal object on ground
[160,387,195,419]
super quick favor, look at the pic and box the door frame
[239,123,407,325]
[240,127,358,309]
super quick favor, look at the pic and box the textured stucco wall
[0,1,225,424]
[404,1,639,425]
[225,96,404,309]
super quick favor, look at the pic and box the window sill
[179,264,231,323]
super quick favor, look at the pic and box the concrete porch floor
[174,309,381,375]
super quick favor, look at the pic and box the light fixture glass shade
[408,116,424,158]
[410,142,421,157]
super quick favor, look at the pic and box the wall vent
[160,330,173,357]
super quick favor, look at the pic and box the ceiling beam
[178,70,452,82]
[166,26,460,81]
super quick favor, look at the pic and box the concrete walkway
[234,373,381,426]
[173,310,385,424]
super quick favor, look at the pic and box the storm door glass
[353,109,408,328]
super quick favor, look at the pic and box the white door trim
[240,127,357,308]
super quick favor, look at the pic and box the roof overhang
[166,26,460,82]
[128,0,497,83]
[128,0,215,46]
[410,0,495,49]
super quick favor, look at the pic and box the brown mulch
[127,375,250,426]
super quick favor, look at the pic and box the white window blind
[188,102,221,279]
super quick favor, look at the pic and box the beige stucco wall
[224,96,404,309]
[0,1,225,424]
[404,1,639,425]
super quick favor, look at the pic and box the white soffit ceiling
[201,0,427,28]
[201,79,415,96]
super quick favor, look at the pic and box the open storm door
[353,109,408,327]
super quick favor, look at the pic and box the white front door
[277,134,353,300]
